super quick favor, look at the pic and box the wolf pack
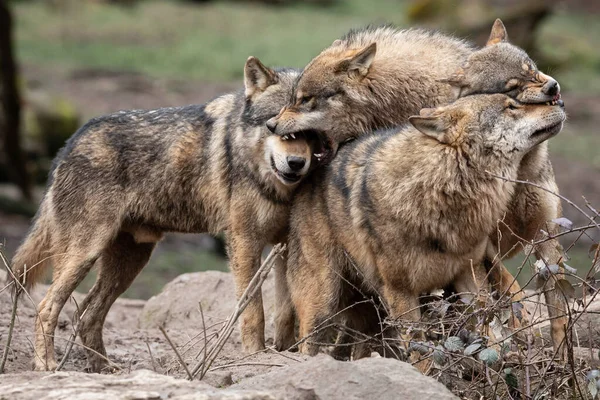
[10,19,569,373]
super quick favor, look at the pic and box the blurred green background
[0,0,598,298]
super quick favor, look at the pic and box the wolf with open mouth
[9,56,330,372]
[270,20,569,359]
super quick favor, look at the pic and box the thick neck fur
[369,128,519,253]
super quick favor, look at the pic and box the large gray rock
[0,369,275,400]
[231,354,458,400]
[0,357,459,399]
[139,271,278,342]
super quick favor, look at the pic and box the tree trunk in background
[0,0,32,201]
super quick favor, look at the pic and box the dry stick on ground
[0,278,18,374]
[208,361,286,372]
[145,341,158,373]
[159,326,193,380]
[56,298,88,371]
[189,243,286,380]
[0,250,123,373]
[198,302,208,372]
[0,246,18,373]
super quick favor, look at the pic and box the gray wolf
[269,20,568,356]
[10,57,325,371]
[286,94,566,356]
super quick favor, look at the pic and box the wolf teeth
[290,133,296,139]
[314,153,324,159]
[282,135,289,140]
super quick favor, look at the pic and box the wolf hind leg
[33,223,117,371]
[77,231,156,373]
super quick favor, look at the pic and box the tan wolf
[286,94,565,356]
[269,20,569,357]
[10,57,327,372]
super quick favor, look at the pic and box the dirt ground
[0,268,463,400]
[0,268,306,383]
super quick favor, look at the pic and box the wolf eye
[298,96,313,105]
[507,102,519,110]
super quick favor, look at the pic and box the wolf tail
[10,199,54,292]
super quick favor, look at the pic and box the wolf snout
[286,156,306,172]
[542,79,560,97]
[266,117,278,133]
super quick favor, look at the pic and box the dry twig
[190,243,286,380]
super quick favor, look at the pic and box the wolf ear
[419,108,437,117]
[409,114,451,144]
[486,19,509,46]
[337,43,377,77]
[244,56,278,98]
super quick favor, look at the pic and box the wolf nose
[543,80,559,96]
[286,156,306,172]
[266,118,278,133]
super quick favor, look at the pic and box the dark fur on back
[10,63,314,371]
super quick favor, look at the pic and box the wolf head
[408,94,566,163]
[266,20,561,160]
[441,19,561,103]
[243,57,326,187]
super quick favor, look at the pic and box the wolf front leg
[499,151,569,360]
[287,231,340,356]
[535,235,569,361]
[525,162,569,361]
[228,221,267,353]
[273,245,298,351]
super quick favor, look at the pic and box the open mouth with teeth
[280,130,335,166]
[544,93,563,106]
[270,156,302,184]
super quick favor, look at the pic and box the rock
[139,271,278,342]
[0,369,276,400]
[231,354,458,400]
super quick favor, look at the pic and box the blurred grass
[12,1,598,93]
[550,123,600,169]
[537,12,600,94]
[13,0,408,81]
